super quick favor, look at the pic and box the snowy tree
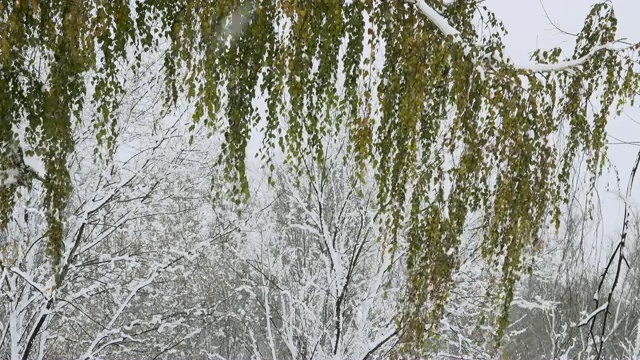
[207,137,402,359]
[0,65,237,359]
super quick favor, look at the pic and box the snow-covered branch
[8,269,48,300]
[578,302,609,327]
[412,0,636,73]
[414,0,461,40]
[513,43,622,72]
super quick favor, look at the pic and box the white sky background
[487,0,640,262]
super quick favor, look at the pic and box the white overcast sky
[487,0,640,257]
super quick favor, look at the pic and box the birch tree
[2,0,640,350]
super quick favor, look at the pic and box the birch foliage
[1,0,639,349]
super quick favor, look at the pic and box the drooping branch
[412,0,638,73]
[513,43,616,72]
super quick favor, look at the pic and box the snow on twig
[9,268,49,300]
[411,0,635,73]
[578,302,609,327]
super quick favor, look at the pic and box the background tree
[0,66,237,360]
[215,136,402,359]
